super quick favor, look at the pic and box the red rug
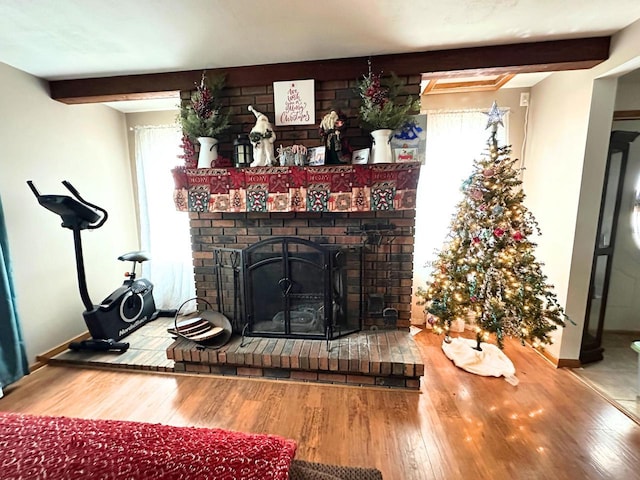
[0,411,296,479]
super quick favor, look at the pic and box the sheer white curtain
[134,125,195,310]
[412,109,508,322]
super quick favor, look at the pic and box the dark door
[580,130,640,364]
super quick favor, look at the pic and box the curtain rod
[129,124,180,131]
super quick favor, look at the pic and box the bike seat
[118,251,150,263]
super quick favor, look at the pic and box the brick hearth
[167,328,424,389]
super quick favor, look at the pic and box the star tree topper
[484,100,507,132]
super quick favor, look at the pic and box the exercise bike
[28,180,176,352]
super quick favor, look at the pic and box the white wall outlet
[520,92,530,107]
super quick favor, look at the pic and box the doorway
[576,120,640,422]
[580,130,640,363]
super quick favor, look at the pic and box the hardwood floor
[2,328,640,479]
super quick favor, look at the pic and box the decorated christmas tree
[421,102,568,351]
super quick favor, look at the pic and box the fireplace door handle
[278,277,292,296]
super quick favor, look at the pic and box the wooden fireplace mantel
[172,163,421,213]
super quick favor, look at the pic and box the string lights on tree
[418,101,570,351]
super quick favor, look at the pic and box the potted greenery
[357,71,420,163]
[179,72,230,168]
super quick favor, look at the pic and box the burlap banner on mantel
[171,163,421,213]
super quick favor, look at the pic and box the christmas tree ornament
[470,188,483,201]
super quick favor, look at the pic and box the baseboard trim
[602,329,640,335]
[557,358,582,368]
[531,346,581,368]
[31,331,91,372]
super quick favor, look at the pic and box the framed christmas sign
[273,79,315,126]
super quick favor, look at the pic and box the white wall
[615,80,640,110]
[525,71,609,360]
[0,61,137,364]
[523,17,640,361]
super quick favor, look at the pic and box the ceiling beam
[49,36,611,105]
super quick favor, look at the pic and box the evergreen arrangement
[179,72,230,139]
[357,69,420,131]
[418,102,569,350]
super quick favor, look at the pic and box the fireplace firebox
[212,237,362,340]
[242,237,362,340]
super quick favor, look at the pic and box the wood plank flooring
[3,328,640,479]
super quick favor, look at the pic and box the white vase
[197,137,219,168]
[370,129,394,164]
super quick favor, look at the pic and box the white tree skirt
[442,337,519,385]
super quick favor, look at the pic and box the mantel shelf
[172,163,421,213]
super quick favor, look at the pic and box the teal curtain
[0,195,29,390]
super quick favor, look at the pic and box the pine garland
[179,72,230,139]
[357,71,420,131]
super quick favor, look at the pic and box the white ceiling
[1,0,640,112]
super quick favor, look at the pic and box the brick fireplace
[174,69,422,333]
[171,203,425,389]
[166,72,425,388]
[171,165,423,387]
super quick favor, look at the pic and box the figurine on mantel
[320,110,351,164]
[248,105,276,167]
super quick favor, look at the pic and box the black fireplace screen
[213,237,362,340]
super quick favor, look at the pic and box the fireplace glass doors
[242,237,361,340]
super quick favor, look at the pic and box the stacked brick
[190,210,416,329]
[182,74,421,331]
